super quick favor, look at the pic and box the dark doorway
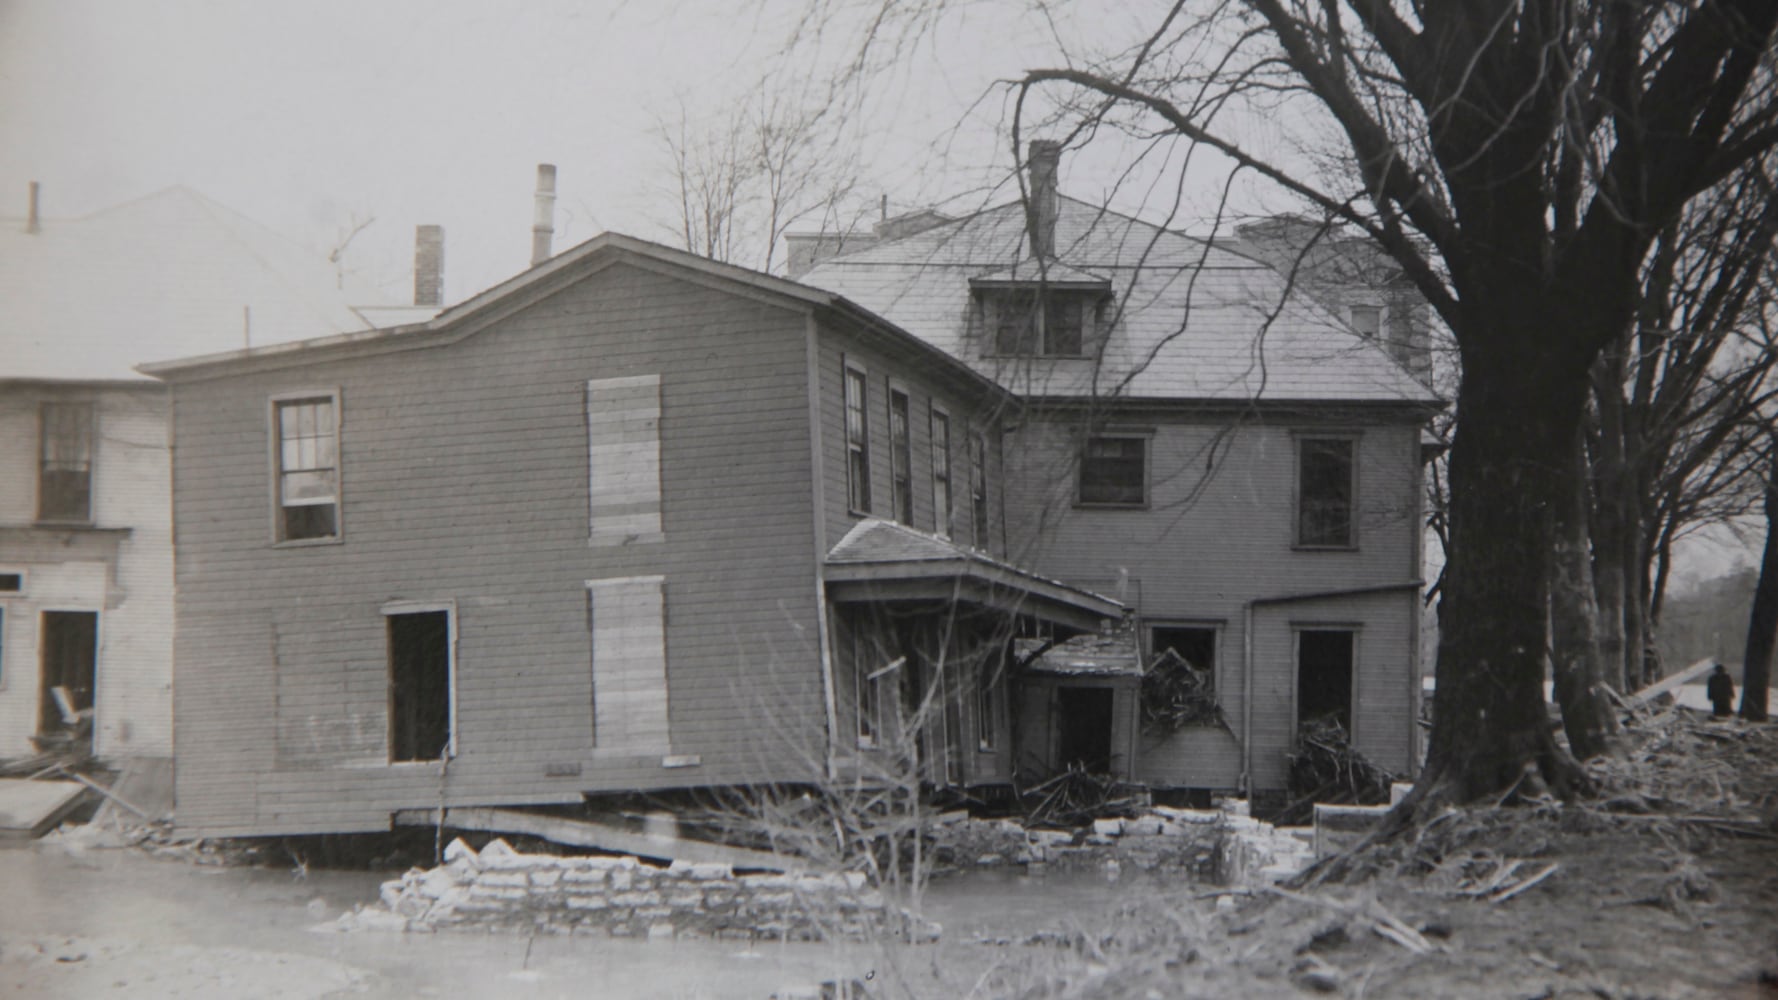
[1055,685,1115,772]
[1297,629,1355,734]
[388,610,452,762]
[38,611,98,744]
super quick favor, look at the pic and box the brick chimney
[413,224,444,307]
[25,181,40,234]
[1026,140,1061,258]
[531,164,556,267]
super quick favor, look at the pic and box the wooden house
[797,142,1443,799]
[144,234,1120,837]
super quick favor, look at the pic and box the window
[970,432,989,546]
[273,395,340,542]
[587,374,663,546]
[888,387,912,525]
[1349,304,1382,338]
[852,629,882,749]
[1079,436,1146,506]
[0,573,21,593]
[386,607,454,762]
[844,364,871,514]
[1151,626,1216,692]
[38,402,94,523]
[1297,437,1356,547]
[976,645,1004,751]
[587,575,669,752]
[1297,628,1356,736]
[930,408,952,539]
[982,290,1096,357]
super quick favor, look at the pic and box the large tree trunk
[1740,477,1777,722]
[1590,348,1633,691]
[1551,427,1620,760]
[1417,341,1591,807]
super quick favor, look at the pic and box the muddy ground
[2,707,1774,998]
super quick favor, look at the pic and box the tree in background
[1741,463,1776,721]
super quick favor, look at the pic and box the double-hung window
[38,402,94,523]
[1297,436,1356,548]
[844,363,871,514]
[1078,435,1147,507]
[930,408,952,539]
[273,394,340,542]
[982,289,1096,357]
[888,387,912,525]
[970,432,989,546]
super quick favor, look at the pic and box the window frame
[979,288,1100,359]
[269,390,344,546]
[381,599,458,764]
[852,628,882,750]
[842,360,872,516]
[1148,622,1221,697]
[1291,623,1361,742]
[1076,432,1150,508]
[930,405,953,540]
[969,429,990,548]
[37,400,95,525]
[1349,304,1383,339]
[1294,433,1360,550]
[887,382,913,526]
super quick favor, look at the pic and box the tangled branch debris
[1139,650,1227,733]
[1280,718,1394,824]
[1020,765,1145,827]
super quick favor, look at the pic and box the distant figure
[1707,663,1736,718]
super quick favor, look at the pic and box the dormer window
[980,289,1099,357]
[971,260,1112,360]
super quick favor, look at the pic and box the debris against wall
[338,838,938,942]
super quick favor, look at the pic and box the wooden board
[393,806,808,872]
[0,780,90,844]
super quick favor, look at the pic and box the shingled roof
[801,195,1440,407]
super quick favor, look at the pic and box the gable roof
[801,196,1440,407]
[0,187,400,383]
[140,232,1012,407]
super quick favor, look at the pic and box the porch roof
[824,519,1124,632]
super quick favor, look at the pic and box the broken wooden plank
[0,779,88,844]
[393,807,810,873]
[1629,658,1716,706]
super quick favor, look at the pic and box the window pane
[1299,439,1354,546]
[39,403,94,521]
[1045,295,1084,356]
[1080,437,1145,505]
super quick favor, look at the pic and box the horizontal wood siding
[169,262,824,836]
[1006,416,1422,790]
[815,334,1009,557]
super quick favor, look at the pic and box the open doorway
[387,609,453,762]
[38,610,98,748]
[1055,685,1115,771]
[1297,629,1355,735]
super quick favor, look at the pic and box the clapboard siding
[169,261,829,836]
[814,335,1008,556]
[1006,413,1423,790]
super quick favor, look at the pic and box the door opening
[388,610,453,762]
[38,611,98,749]
[1055,685,1115,772]
[1297,629,1355,735]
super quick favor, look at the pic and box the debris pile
[1281,718,1394,824]
[1139,649,1226,733]
[336,837,939,942]
[1019,766,1145,826]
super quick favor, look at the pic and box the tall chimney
[531,163,557,267]
[25,181,40,234]
[414,224,444,307]
[1026,140,1060,258]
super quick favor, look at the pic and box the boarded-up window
[588,575,669,752]
[1298,437,1356,547]
[844,364,871,513]
[930,408,952,539]
[587,374,664,546]
[273,395,339,541]
[387,609,453,762]
[39,402,94,523]
[888,388,912,525]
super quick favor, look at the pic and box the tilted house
[0,185,413,764]
[145,234,1119,837]
[798,142,1442,798]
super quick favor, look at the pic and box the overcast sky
[0,0,1158,303]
